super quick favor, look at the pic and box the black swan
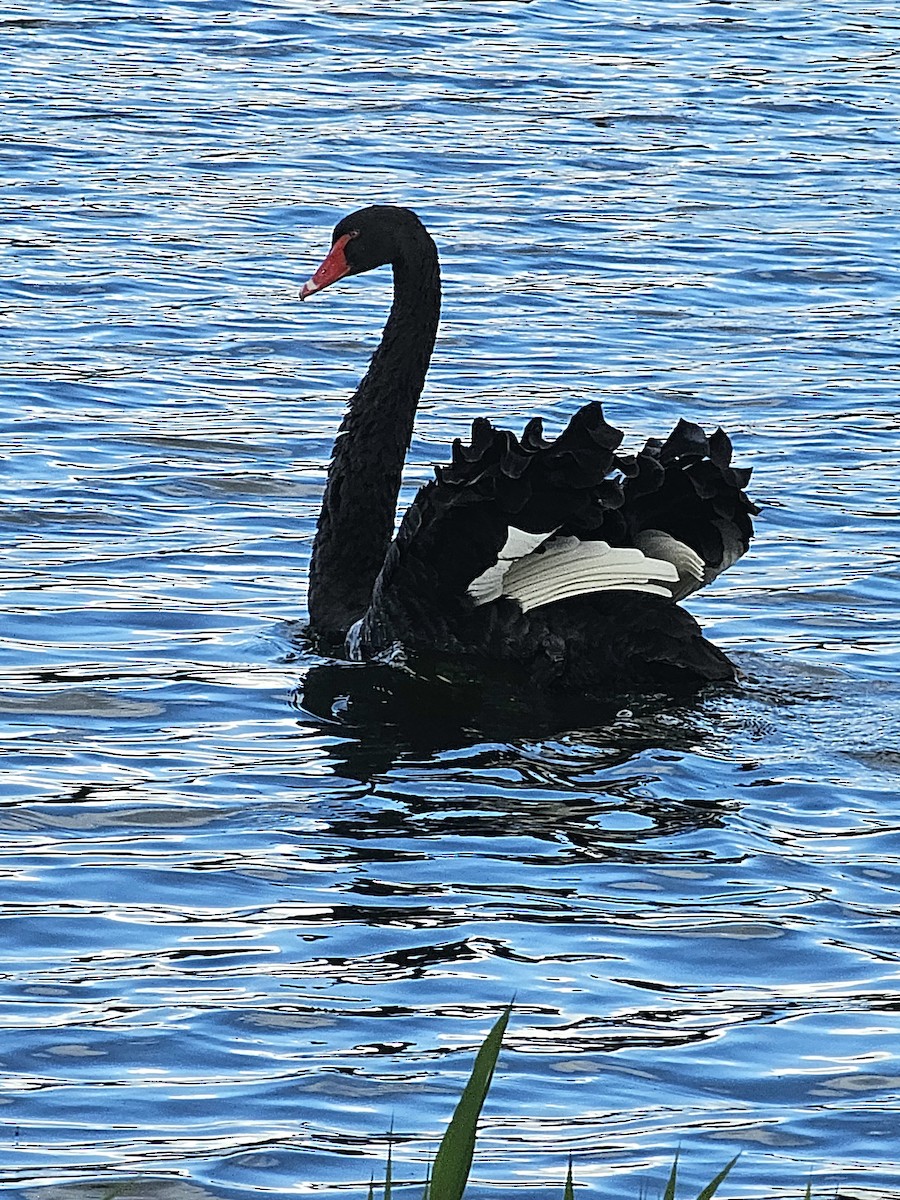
[301,205,757,696]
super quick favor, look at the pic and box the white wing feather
[467,526,556,605]
[469,534,679,613]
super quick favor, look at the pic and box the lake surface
[2,1,899,1197]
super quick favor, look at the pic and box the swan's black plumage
[303,205,757,695]
[306,207,440,643]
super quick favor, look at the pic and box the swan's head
[301,206,430,300]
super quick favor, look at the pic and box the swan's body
[302,206,757,695]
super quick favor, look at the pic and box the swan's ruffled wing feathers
[438,400,624,529]
[614,419,759,592]
[364,401,626,627]
[353,405,756,663]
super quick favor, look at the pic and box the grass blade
[422,1156,432,1200]
[384,1127,393,1200]
[429,1005,511,1200]
[663,1152,679,1200]
[563,1154,575,1200]
[693,1154,739,1200]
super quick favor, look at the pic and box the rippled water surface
[3,1,900,1196]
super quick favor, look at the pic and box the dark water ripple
[2,1,900,1197]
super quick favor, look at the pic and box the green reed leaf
[422,1156,432,1200]
[694,1154,739,1200]
[428,1005,511,1200]
[663,1153,679,1200]
[563,1154,575,1200]
[384,1126,393,1200]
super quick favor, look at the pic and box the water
[2,1,899,1196]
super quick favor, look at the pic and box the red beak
[300,233,354,300]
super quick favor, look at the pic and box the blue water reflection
[2,1,899,1197]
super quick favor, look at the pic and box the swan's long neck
[308,238,441,648]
